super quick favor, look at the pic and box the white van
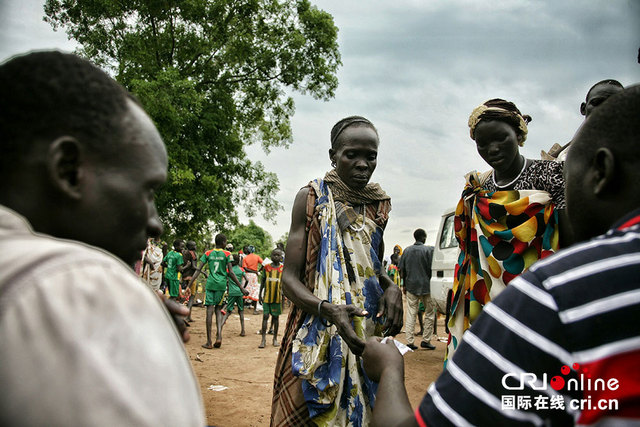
[430,208,458,319]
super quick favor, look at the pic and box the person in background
[542,79,624,161]
[259,248,284,348]
[399,229,435,350]
[141,236,165,294]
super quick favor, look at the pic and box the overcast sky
[1,0,639,251]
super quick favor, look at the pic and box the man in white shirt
[0,51,205,426]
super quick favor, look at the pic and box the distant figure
[189,233,242,349]
[163,239,185,300]
[386,244,402,286]
[362,84,640,427]
[399,229,435,350]
[221,253,250,336]
[141,236,164,293]
[259,248,284,348]
[182,240,199,322]
[242,245,264,314]
[0,51,204,426]
[542,79,624,161]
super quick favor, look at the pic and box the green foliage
[223,220,273,258]
[44,0,341,238]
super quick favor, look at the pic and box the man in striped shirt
[362,85,640,426]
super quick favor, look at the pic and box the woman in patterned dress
[270,116,403,427]
[446,99,567,364]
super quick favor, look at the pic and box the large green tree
[224,220,273,258]
[44,0,340,237]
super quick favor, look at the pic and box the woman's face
[329,125,379,189]
[473,120,522,174]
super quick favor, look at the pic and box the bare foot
[259,339,266,348]
[240,331,246,337]
[213,339,222,348]
[202,343,213,349]
[273,340,279,347]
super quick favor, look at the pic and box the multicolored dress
[446,161,564,365]
[271,176,391,427]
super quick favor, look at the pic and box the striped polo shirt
[418,209,640,426]
[263,263,283,304]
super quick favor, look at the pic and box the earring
[331,161,337,168]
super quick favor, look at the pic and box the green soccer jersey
[200,248,232,291]
[228,265,245,297]
[163,250,183,280]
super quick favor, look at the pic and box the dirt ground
[185,298,447,427]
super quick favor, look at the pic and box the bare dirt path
[185,298,447,426]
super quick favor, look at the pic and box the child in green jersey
[220,254,249,336]
[188,234,242,349]
[162,239,185,300]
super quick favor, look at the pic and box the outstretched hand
[158,293,190,343]
[362,336,404,382]
[326,303,368,356]
[377,285,403,336]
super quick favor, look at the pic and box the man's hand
[242,287,249,296]
[362,336,404,382]
[159,294,190,343]
[377,285,403,336]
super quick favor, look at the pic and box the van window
[439,214,458,249]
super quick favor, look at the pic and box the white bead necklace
[348,205,367,232]
[493,157,528,189]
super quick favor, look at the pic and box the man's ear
[47,136,83,200]
[591,147,615,197]
[328,148,336,164]
[580,102,587,117]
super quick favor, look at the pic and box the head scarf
[468,104,529,145]
[393,244,403,255]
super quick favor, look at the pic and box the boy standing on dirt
[258,249,284,348]
[163,239,185,300]
[221,254,249,336]
[189,234,242,349]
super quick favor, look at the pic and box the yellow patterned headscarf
[468,104,529,146]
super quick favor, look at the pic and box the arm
[362,338,418,427]
[187,261,205,289]
[227,263,241,288]
[282,187,367,355]
[376,245,403,336]
[259,272,266,304]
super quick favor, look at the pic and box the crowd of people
[138,232,286,350]
[0,48,638,427]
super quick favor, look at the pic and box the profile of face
[80,99,168,266]
[174,241,186,252]
[473,120,522,174]
[329,125,379,189]
[581,83,624,118]
[187,241,196,251]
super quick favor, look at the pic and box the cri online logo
[502,363,619,392]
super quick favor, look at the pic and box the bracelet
[317,299,333,327]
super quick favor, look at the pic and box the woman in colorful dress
[271,116,403,426]
[446,99,566,364]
